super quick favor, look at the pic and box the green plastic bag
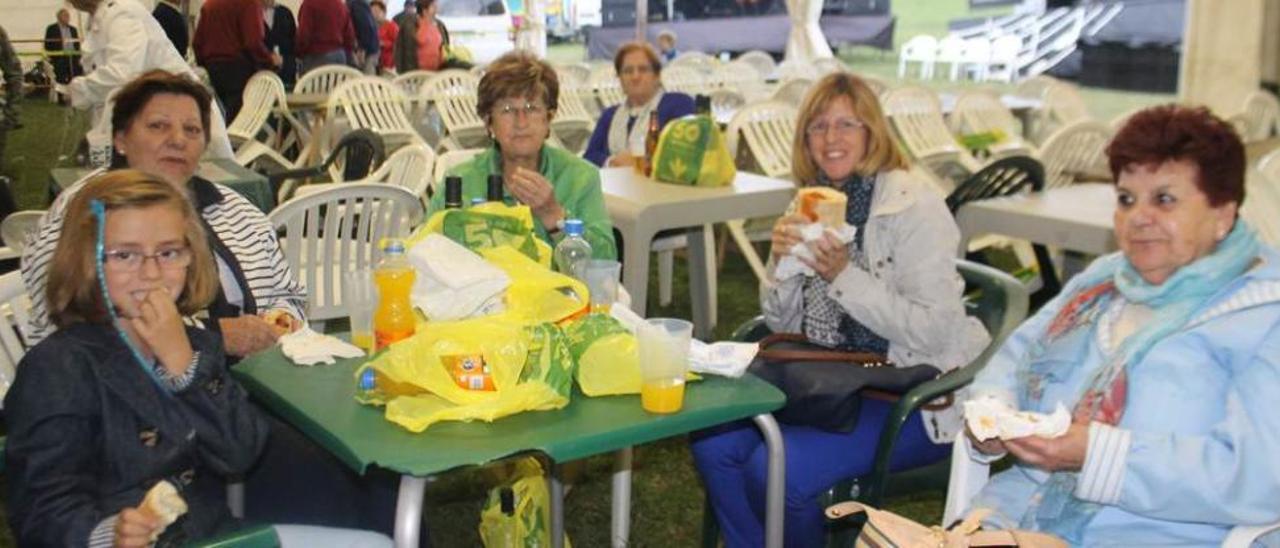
[651,114,737,187]
[479,458,570,547]
[415,202,553,268]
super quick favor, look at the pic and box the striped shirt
[20,170,306,345]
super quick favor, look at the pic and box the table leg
[394,476,428,548]
[549,463,566,548]
[621,228,654,317]
[751,414,785,548]
[611,447,633,548]
[686,224,717,339]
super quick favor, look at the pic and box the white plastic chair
[417,70,488,152]
[551,81,595,153]
[937,35,967,81]
[898,35,938,79]
[712,61,767,102]
[0,271,32,402]
[723,100,799,284]
[1241,90,1280,143]
[589,62,626,111]
[736,50,777,80]
[770,78,813,108]
[775,59,819,82]
[326,78,426,170]
[268,184,424,324]
[294,144,437,209]
[1245,149,1280,246]
[1038,120,1112,189]
[959,37,993,82]
[1,210,45,256]
[554,63,591,88]
[882,86,981,186]
[948,91,1035,159]
[430,148,486,194]
[661,65,707,96]
[294,64,363,96]
[229,71,306,172]
[669,51,719,76]
[813,57,847,76]
[1034,82,1092,144]
[708,88,746,125]
[943,437,1280,548]
[986,34,1022,83]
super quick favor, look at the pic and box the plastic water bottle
[373,238,416,349]
[554,219,592,280]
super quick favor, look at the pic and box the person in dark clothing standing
[193,0,280,120]
[0,24,20,166]
[151,0,189,57]
[263,0,298,89]
[347,0,379,74]
[44,9,84,84]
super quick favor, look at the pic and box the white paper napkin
[963,395,1071,442]
[280,327,366,366]
[408,234,509,321]
[774,222,858,281]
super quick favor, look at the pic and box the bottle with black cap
[444,175,463,209]
[695,94,711,117]
[487,173,505,203]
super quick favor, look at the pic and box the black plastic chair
[267,129,387,202]
[945,155,1061,306]
[700,260,1029,548]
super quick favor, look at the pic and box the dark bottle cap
[487,174,504,202]
[444,176,463,209]
[500,487,515,515]
[695,94,711,115]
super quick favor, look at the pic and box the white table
[955,182,1118,257]
[601,167,795,339]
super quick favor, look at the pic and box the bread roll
[140,480,188,541]
[797,187,847,228]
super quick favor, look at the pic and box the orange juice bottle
[374,238,416,350]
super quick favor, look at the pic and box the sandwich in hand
[140,480,188,542]
[796,187,848,228]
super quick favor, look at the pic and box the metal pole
[394,476,429,548]
[611,448,634,547]
[550,464,566,548]
[635,0,648,42]
[752,414,786,548]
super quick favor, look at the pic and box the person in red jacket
[296,0,357,74]
[193,0,280,120]
[371,0,397,74]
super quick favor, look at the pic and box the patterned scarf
[606,91,664,157]
[802,174,890,354]
[1016,221,1260,541]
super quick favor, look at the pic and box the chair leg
[658,249,674,307]
[726,220,769,283]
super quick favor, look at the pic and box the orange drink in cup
[638,318,693,414]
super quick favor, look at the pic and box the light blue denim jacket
[970,246,1280,545]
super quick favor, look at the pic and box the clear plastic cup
[637,318,693,414]
[583,259,621,314]
[343,268,378,354]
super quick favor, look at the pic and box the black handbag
[747,334,948,433]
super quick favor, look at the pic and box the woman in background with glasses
[582,41,695,168]
[691,72,990,547]
[427,50,616,258]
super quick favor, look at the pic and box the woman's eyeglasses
[103,247,192,272]
[619,65,655,76]
[493,102,548,120]
[805,118,866,137]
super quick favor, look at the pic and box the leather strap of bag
[756,333,954,411]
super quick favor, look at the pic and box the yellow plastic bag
[356,318,575,432]
[479,458,569,547]
[414,202,553,268]
[651,114,737,187]
[481,247,589,325]
[563,313,641,396]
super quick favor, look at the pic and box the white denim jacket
[760,169,990,442]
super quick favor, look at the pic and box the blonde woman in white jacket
[692,72,989,548]
[66,0,233,166]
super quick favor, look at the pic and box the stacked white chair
[1038,120,1112,189]
[708,88,746,125]
[986,34,1022,83]
[292,144,437,207]
[393,70,439,124]
[948,91,1035,159]
[328,77,426,155]
[661,65,707,97]
[882,86,981,187]
[0,211,45,256]
[551,83,595,153]
[776,59,819,82]
[1241,90,1280,143]
[723,100,799,284]
[419,70,488,151]
[712,61,767,102]
[229,71,307,172]
[669,51,719,76]
[269,184,424,325]
[0,271,32,401]
[589,63,626,111]
[898,35,938,79]
[295,64,363,96]
[937,35,967,81]
[430,148,486,193]
[736,50,777,80]
[770,78,814,108]
[1033,81,1091,144]
[1245,149,1280,246]
[959,37,993,82]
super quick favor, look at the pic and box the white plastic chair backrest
[709,88,746,124]
[776,60,819,81]
[227,71,287,144]
[1,211,46,255]
[948,91,1025,146]
[936,35,966,63]
[661,65,705,96]
[1246,148,1280,246]
[328,77,419,143]
[392,70,437,97]
[669,51,718,75]
[1043,82,1090,124]
[882,86,964,160]
[770,78,813,107]
[365,143,436,200]
[1038,120,1112,189]
[554,64,590,87]
[420,69,485,138]
[962,37,992,64]
[589,63,625,110]
[714,60,763,87]
[901,35,938,61]
[736,50,776,78]
[1258,148,1280,186]
[813,57,846,76]
[725,100,798,179]
[431,148,485,192]
[268,184,424,321]
[294,64,363,96]
[0,271,32,398]
[1242,90,1280,142]
[1013,75,1059,100]
[990,34,1021,63]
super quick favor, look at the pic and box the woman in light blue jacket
[968,105,1280,545]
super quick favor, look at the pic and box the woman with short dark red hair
[964,104,1280,544]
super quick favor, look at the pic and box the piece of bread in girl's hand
[261,309,294,336]
[139,480,187,541]
[796,187,848,228]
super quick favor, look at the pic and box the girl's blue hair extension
[91,198,171,394]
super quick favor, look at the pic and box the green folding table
[232,344,787,548]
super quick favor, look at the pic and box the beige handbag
[825,501,1067,548]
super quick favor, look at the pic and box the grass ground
[0,0,1176,545]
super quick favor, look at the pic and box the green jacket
[428,145,618,260]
